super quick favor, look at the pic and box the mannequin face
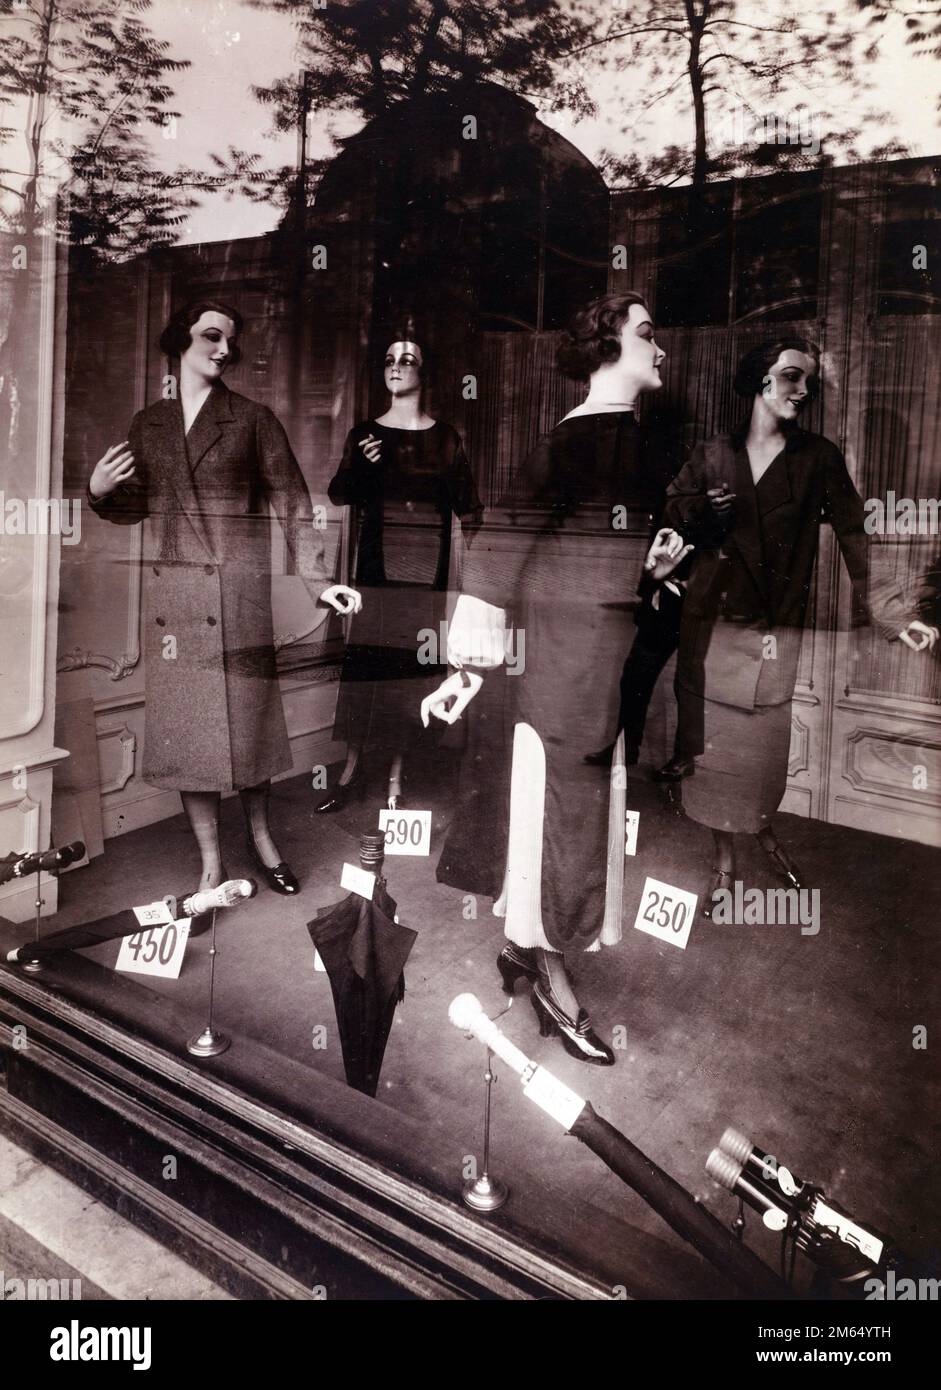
[384,341,423,398]
[758,349,817,423]
[609,303,666,397]
[181,310,237,385]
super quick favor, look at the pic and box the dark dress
[88,384,331,792]
[328,420,481,755]
[663,428,915,833]
[460,410,659,952]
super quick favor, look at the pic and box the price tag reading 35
[116,919,190,979]
[377,809,432,856]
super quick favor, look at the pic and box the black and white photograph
[0,0,939,1350]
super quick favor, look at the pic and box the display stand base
[462,1175,509,1212]
[186,1027,230,1058]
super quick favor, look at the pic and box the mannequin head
[557,293,665,402]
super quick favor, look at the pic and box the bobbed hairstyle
[556,292,650,382]
[733,337,821,399]
[159,299,243,366]
[383,321,432,388]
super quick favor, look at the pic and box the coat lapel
[143,391,220,561]
[718,436,769,605]
[185,382,234,476]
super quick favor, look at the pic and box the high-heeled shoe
[701,866,734,922]
[314,763,363,814]
[760,839,804,890]
[496,944,539,995]
[188,865,229,938]
[531,982,615,1066]
[247,839,299,895]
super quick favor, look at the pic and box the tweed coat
[663,429,916,711]
[89,384,332,791]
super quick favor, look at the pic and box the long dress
[458,410,660,953]
[663,428,916,833]
[88,384,331,792]
[328,420,481,756]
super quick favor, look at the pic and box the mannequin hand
[89,442,136,499]
[358,433,382,464]
[644,527,694,581]
[421,671,482,726]
[706,483,735,518]
[899,620,939,652]
[321,584,362,615]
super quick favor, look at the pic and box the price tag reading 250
[632,876,697,951]
[377,809,432,856]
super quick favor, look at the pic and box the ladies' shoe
[247,840,299,895]
[496,944,539,995]
[760,839,804,891]
[652,756,695,782]
[701,866,734,922]
[531,982,615,1066]
[314,764,362,814]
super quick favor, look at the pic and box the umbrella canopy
[307,880,417,1098]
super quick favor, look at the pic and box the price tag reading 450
[632,876,697,951]
[116,920,190,979]
[377,809,432,856]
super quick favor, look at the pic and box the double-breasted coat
[89,383,332,792]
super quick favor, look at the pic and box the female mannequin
[317,334,480,814]
[423,293,685,1064]
[89,300,361,904]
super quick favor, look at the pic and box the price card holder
[132,899,176,928]
[116,920,190,979]
[340,862,376,900]
[624,810,639,857]
[632,875,697,950]
[377,809,432,856]
[522,1066,586,1131]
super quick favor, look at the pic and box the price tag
[115,920,190,979]
[632,876,697,950]
[813,1201,884,1266]
[522,1065,586,1131]
[377,809,431,856]
[132,899,176,928]
[340,862,375,900]
[624,810,639,857]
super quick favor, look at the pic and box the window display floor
[2,761,938,1298]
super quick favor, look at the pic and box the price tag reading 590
[377,809,432,856]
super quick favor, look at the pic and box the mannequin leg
[712,828,735,874]
[339,743,361,787]
[536,947,580,1018]
[387,750,405,810]
[180,791,225,889]
[240,780,280,869]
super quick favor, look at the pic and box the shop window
[655,186,733,328]
[733,177,821,323]
[876,181,941,316]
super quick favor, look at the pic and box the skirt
[679,686,792,834]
